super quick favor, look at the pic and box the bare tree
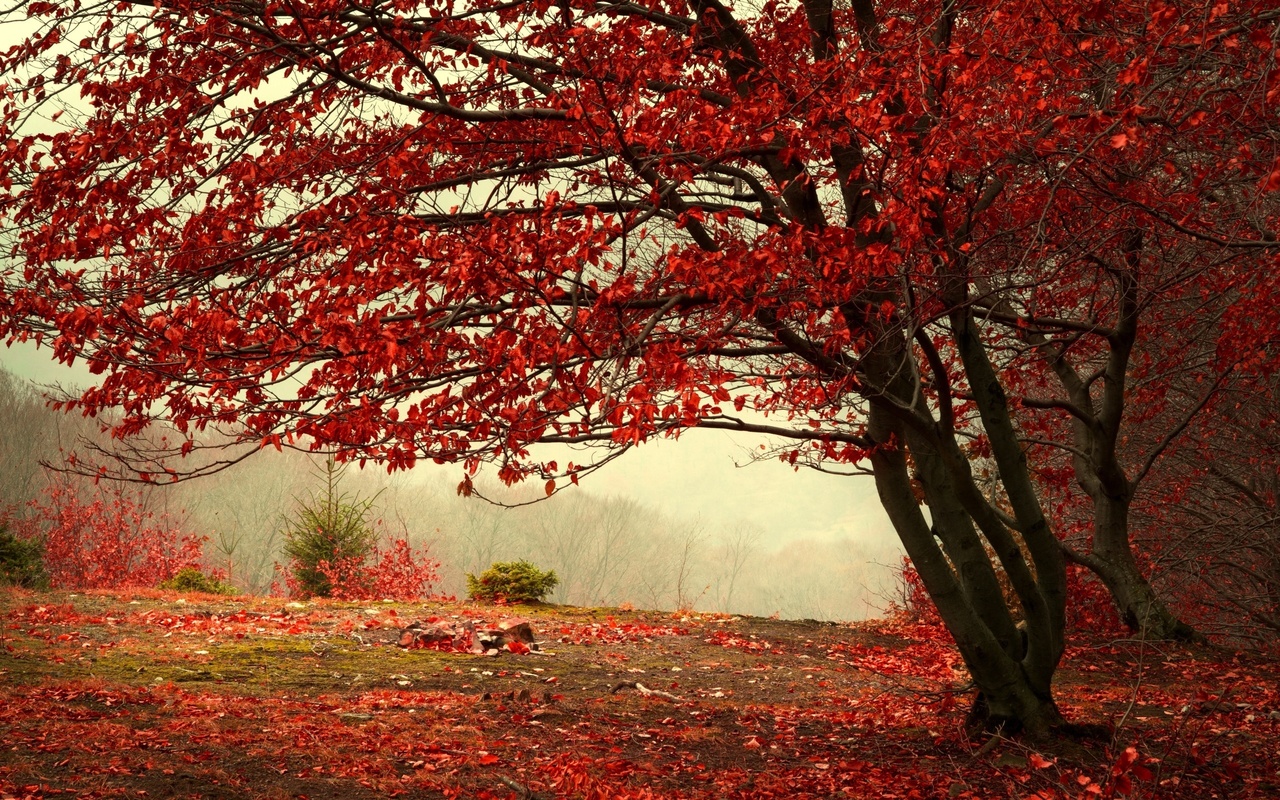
[0,369,56,514]
[711,522,763,613]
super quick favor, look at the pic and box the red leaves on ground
[554,618,691,646]
[4,591,1279,799]
[1108,747,1154,797]
[1029,752,1055,769]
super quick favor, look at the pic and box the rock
[453,621,485,653]
[498,617,536,643]
[477,629,506,650]
[398,622,449,648]
[398,620,474,650]
[1196,699,1236,714]
[397,618,540,654]
[994,753,1028,769]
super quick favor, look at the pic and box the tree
[0,370,49,513]
[0,368,91,513]
[709,521,761,613]
[170,445,315,592]
[1,0,1277,734]
[281,458,379,597]
[1129,376,1280,641]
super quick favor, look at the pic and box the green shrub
[466,560,558,603]
[281,458,379,598]
[157,566,239,595]
[0,523,49,589]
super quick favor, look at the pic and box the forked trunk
[868,402,1066,737]
[872,440,1066,736]
[852,294,1070,737]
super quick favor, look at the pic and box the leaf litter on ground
[2,588,1278,799]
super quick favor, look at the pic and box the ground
[2,589,1277,799]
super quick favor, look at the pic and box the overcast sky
[0,339,902,554]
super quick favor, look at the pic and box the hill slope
[2,589,1277,799]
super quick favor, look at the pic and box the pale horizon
[0,339,901,554]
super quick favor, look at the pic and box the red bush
[898,556,1123,636]
[895,556,941,625]
[19,478,205,589]
[365,538,440,600]
[1065,563,1123,634]
[277,537,439,601]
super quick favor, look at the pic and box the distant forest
[0,367,899,619]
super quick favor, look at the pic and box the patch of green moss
[1,646,96,684]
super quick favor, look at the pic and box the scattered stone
[995,753,1028,769]
[1195,699,1236,714]
[498,618,536,644]
[397,621,456,649]
[609,681,684,702]
[476,628,506,651]
[396,618,542,655]
[480,688,538,704]
[496,775,554,800]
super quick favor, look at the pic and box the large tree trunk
[1092,554,1198,641]
[855,299,1067,736]
[868,403,1064,736]
[1071,494,1200,641]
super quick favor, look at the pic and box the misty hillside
[0,367,900,620]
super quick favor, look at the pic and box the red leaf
[1263,158,1280,192]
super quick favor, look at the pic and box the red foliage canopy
[0,0,1273,483]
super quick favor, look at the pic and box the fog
[1,343,903,621]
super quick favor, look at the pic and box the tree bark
[1069,495,1200,641]
[867,400,1064,736]
[1007,231,1199,642]
[854,298,1066,736]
